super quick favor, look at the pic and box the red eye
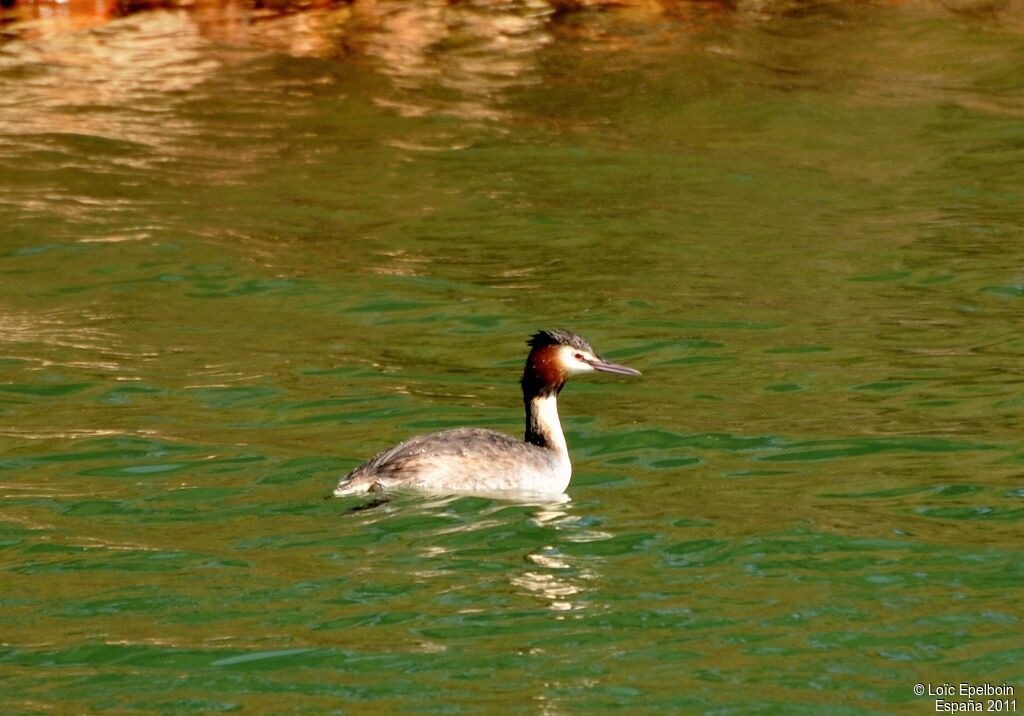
[574,353,584,360]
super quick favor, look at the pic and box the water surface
[1,1,1023,712]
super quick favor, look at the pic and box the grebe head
[521,329,641,397]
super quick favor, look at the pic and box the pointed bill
[589,358,641,376]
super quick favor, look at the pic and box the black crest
[527,329,593,354]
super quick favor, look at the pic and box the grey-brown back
[336,428,561,494]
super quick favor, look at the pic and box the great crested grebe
[333,330,640,497]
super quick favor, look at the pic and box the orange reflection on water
[5,0,119,35]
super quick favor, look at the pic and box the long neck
[524,392,568,456]
[521,346,568,454]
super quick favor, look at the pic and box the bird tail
[332,475,382,498]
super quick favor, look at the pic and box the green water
[2,1,1023,712]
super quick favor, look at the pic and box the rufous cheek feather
[521,345,566,395]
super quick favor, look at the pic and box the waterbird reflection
[343,492,597,615]
[515,545,595,613]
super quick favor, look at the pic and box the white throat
[527,393,572,493]
[530,394,568,457]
